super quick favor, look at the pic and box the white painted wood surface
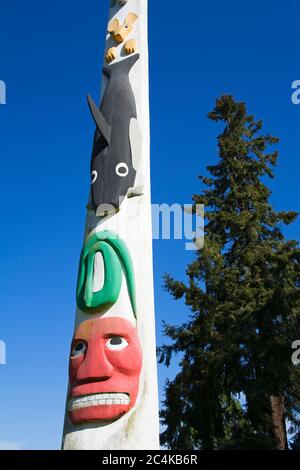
[62,0,160,450]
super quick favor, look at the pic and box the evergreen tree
[159,95,300,450]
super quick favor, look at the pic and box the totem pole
[62,0,160,450]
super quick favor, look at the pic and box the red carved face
[68,317,142,424]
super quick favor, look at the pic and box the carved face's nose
[76,343,114,383]
[113,25,132,44]
[113,32,124,43]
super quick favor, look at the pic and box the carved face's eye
[91,171,98,184]
[71,342,87,357]
[116,163,129,177]
[106,336,128,351]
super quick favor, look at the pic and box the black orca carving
[110,0,128,6]
[87,53,141,216]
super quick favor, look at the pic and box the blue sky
[0,0,299,449]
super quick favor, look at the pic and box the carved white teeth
[69,393,130,411]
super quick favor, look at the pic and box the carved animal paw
[105,47,117,63]
[124,39,137,55]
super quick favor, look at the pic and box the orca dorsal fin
[87,95,111,146]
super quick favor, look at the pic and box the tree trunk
[270,396,288,450]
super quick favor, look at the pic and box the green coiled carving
[76,230,136,316]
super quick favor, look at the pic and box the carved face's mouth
[68,393,130,411]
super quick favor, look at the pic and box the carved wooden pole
[62,0,160,450]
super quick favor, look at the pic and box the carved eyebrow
[104,333,131,339]
[72,338,88,343]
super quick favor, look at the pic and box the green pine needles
[158,95,300,450]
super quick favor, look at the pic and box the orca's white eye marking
[71,342,87,357]
[91,171,98,184]
[106,336,128,351]
[116,163,129,177]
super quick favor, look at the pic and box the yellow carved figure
[105,47,118,63]
[108,12,138,44]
